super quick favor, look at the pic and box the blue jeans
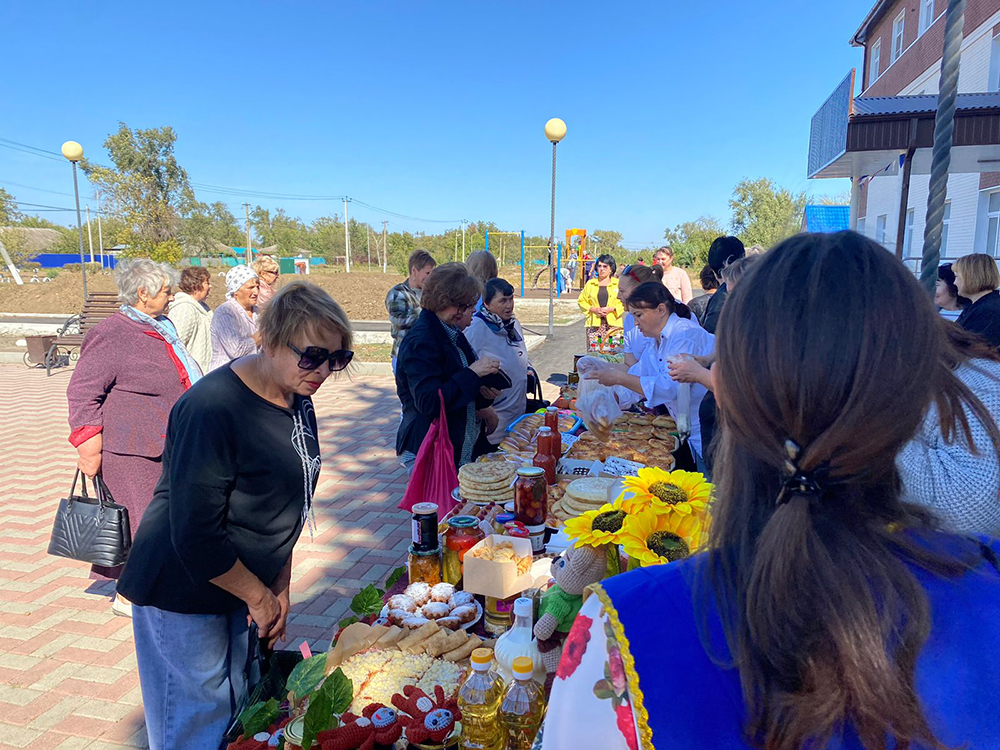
[132,604,251,750]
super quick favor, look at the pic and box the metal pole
[343,197,351,273]
[382,220,388,273]
[86,205,94,262]
[520,231,525,298]
[547,141,557,338]
[920,0,966,292]
[367,225,372,271]
[557,241,562,297]
[71,162,88,299]
[485,230,490,255]
[96,191,104,268]
[462,221,466,261]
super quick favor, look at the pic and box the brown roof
[0,227,65,254]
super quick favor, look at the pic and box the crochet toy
[533,544,607,693]
[391,684,462,746]
[226,717,290,750]
[316,703,403,750]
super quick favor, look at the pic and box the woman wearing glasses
[117,281,353,750]
[396,263,502,471]
[577,254,625,352]
[252,255,281,307]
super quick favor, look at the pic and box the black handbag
[48,470,131,568]
[525,369,551,413]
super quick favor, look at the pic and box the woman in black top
[117,281,353,750]
[396,262,501,471]
[954,253,1000,348]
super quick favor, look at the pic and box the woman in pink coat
[67,259,201,614]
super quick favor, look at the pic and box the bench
[46,293,120,376]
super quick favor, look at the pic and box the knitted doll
[533,545,607,693]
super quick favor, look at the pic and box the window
[990,35,1000,91]
[920,0,935,34]
[858,217,867,236]
[871,40,882,83]
[876,214,888,246]
[987,192,1000,256]
[942,201,951,256]
[893,11,905,61]
[904,208,915,256]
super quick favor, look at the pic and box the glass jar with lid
[442,515,486,585]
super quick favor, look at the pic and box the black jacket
[396,310,493,466]
[957,290,1000,349]
[701,282,728,335]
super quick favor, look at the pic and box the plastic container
[499,656,545,750]
[457,648,505,750]
[493,597,542,683]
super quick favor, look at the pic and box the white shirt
[614,314,715,456]
[622,312,650,361]
[464,314,531,444]
[168,291,213,374]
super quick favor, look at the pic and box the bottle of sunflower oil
[499,656,545,750]
[458,648,504,750]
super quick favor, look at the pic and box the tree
[182,201,244,254]
[81,123,193,262]
[729,177,806,249]
[663,216,727,269]
[252,206,310,255]
[0,188,29,265]
[814,191,851,205]
[589,230,624,260]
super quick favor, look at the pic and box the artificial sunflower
[563,499,629,549]
[620,504,707,567]
[619,467,713,516]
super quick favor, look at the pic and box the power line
[0,140,65,162]
[0,179,77,198]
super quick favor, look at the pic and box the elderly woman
[396,262,501,470]
[210,265,260,370]
[465,277,533,443]
[169,266,213,373]
[67,259,202,611]
[577,253,625,352]
[117,281,352,750]
[252,255,281,306]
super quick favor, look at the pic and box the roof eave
[851,0,889,47]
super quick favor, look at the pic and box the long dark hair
[706,231,983,750]
[627,280,691,319]
[938,263,971,309]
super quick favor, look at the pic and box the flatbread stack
[557,477,618,519]
[458,461,516,505]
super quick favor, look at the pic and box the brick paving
[0,366,410,749]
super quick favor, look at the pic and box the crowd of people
[59,231,1000,749]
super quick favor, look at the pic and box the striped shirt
[209,298,258,371]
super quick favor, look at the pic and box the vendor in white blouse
[464,278,534,444]
[584,281,715,459]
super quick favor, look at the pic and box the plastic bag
[398,391,460,515]
[576,357,625,442]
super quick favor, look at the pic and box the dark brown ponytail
[627,280,692,319]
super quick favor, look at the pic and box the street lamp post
[62,141,88,300]
[544,118,566,339]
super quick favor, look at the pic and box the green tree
[81,123,194,262]
[182,201,244,254]
[589,230,625,260]
[663,216,727,269]
[729,177,806,249]
[0,188,29,264]
[814,191,851,205]
[252,206,310,255]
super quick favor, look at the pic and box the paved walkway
[0,366,410,749]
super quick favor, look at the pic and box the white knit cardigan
[897,359,1000,535]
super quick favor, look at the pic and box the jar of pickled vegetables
[442,516,485,585]
[408,545,443,586]
[514,467,547,553]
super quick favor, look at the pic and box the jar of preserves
[442,516,486,585]
[494,512,516,534]
[514,467,547,553]
[410,502,439,553]
[484,593,519,635]
[408,545,442,586]
[533,428,557,486]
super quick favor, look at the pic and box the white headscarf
[225,265,259,299]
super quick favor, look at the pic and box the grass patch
[353,343,393,363]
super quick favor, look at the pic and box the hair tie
[775,439,827,506]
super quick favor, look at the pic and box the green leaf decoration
[593,683,616,701]
[300,668,354,750]
[350,584,384,617]
[238,697,280,737]
[338,615,360,630]
[285,653,328,698]
[327,667,354,715]
[604,663,612,683]
[385,566,406,589]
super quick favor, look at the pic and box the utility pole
[343,197,352,273]
[382,221,388,273]
[367,225,372,271]
[243,203,252,265]
[454,231,458,262]
[462,220,466,261]
[96,191,104,268]
[86,205,94,262]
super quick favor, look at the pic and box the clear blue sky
[0,0,867,247]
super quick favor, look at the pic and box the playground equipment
[565,229,587,289]
[483,229,581,298]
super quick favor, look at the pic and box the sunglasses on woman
[287,344,354,372]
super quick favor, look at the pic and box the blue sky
[0,1,867,247]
